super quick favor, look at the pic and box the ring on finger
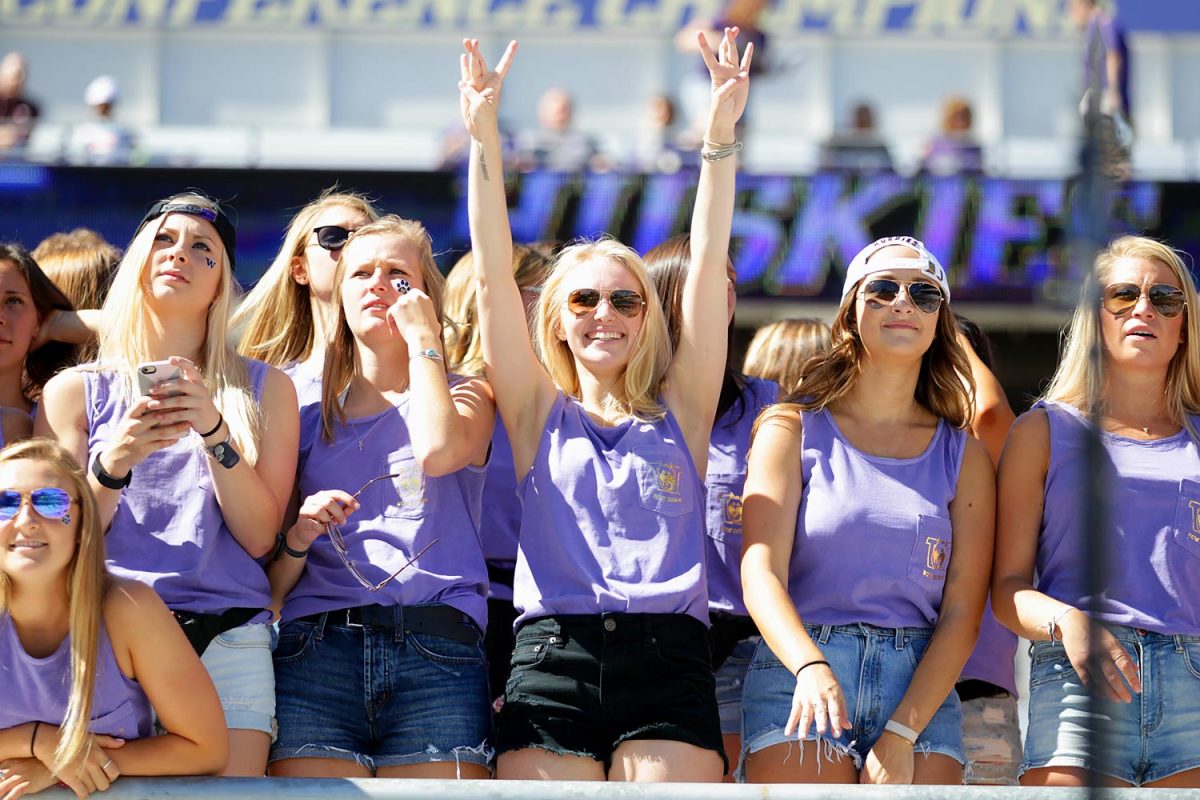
[101,759,114,771]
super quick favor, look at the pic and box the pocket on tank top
[705,472,744,542]
[90,699,139,739]
[1172,480,1200,561]
[381,449,428,521]
[906,514,953,591]
[633,445,694,518]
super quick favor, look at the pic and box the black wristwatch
[91,452,132,490]
[204,434,240,470]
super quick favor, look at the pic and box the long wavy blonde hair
[233,190,379,367]
[534,239,672,422]
[743,318,832,395]
[320,216,447,441]
[1043,235,1200,434]
[0,439,105,776]
[95,193,262,463]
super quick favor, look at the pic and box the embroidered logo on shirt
[723,493,743,529]
[1188,500,1200,543]
[648,461,683,505]
[924,537,949,576]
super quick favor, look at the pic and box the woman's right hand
[290,490,360,550]
[100,394,193,479]
[1058,608,1142,702]
[458,37,517,141]
[31,726,124,799]
[785,662,852,739]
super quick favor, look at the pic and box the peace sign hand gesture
[697,26,753,133]
[459,38,518,142]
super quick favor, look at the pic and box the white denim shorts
[200,622,277,737]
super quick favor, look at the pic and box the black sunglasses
[565,288,646,319]
[1102,283,1186,319]
[312,225,355,252]
[0,488,75,521]
[861,278,945,315]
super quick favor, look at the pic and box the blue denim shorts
[270,608,493,772]
[741,623,964,771]
[715,636,758,735]
[200,622,276,736]
[1023,627,1200,785]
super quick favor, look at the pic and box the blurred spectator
[742,317,831,396]
[630,94,690,173]
[919,95,984,176]
[819,101,894,172]
[1070,0,1131,178]
[515,87,603,172]
[74,75,137,165]
[31,227,121,311]
[0,52,39,155]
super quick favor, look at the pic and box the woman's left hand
[860,731,915,785]
[0,758,57,800]
[147,357,222,439]
[697,26,753,129]
[387,286,442,351]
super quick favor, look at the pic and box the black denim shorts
[497,612,726,771]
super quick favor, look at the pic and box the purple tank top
[281,389,489,630]
[513,392,708,628]
[706,377,779,615]
[282,358,323,411]
[960,606,1018,695]
[82,360,271,619]
[792,407,966,629]
[1037,401,1200,634]
[481,421,521,602]
[0,612,153,739]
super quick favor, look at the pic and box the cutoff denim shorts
[1023,627,1200,785]
[200,622,276,736]
[741,623,965,771]
[270,609,492,772]
[715,636,758,735]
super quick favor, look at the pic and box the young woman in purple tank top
[994,236,1200,788]
[35,192,301,777]
[0,439,225,798]
[267,216,495,779]
[646,233,781,778]
[741,236,995,785]
[233,190,380,410]
[461,31,751,781]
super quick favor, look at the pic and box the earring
[62,513,71,525]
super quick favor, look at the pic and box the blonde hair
[535,239,672,422]
[0,439,105,776]
[31,228,121,311]
[320,216,447,441]
[96,193,263,463]
[774,285,974,430]
[1043,235,1200,433]
[444,244,553,376]
[743,318,832,394]
[232,190,379,367]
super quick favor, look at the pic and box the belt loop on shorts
[817,624,832,645]
[314,612,328,641]
[895,628,905,651]
[1175,634,1186,654]
[394,605,405,644]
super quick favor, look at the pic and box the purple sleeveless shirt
[481,421,521,602]
[83,361,271,619]
[960,607,1018,695]
[792,407,967,629]
[0,612,153,739]
[513,392,708,628]
[1036,401,1200,634]
[707,377,779,616]
[282,358,323,411]
[281,390,489,630]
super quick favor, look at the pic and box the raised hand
[386,286,442,352]
[458,38,518,141]
[697,26,753,133]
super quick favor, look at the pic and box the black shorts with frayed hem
[496,612,726,772]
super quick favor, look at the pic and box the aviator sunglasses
[1102,283,1186,319]
[861,278,945,315]
[0,488,76,523]
[565,288,646,319]
[311,225,356,253]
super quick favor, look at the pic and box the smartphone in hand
[136,360,183,396]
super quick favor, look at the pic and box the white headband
[841,236,950,303]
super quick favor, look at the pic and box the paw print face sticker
[394,279,411,295]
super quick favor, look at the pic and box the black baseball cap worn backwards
[137,195,238,269]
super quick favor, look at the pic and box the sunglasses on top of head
[0,488,76,523]
[860,278,945,315]
[565,288,646,319]
[311,225,356,253]
[1102,283,1186,319]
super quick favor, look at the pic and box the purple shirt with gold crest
[512,392,708,628]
